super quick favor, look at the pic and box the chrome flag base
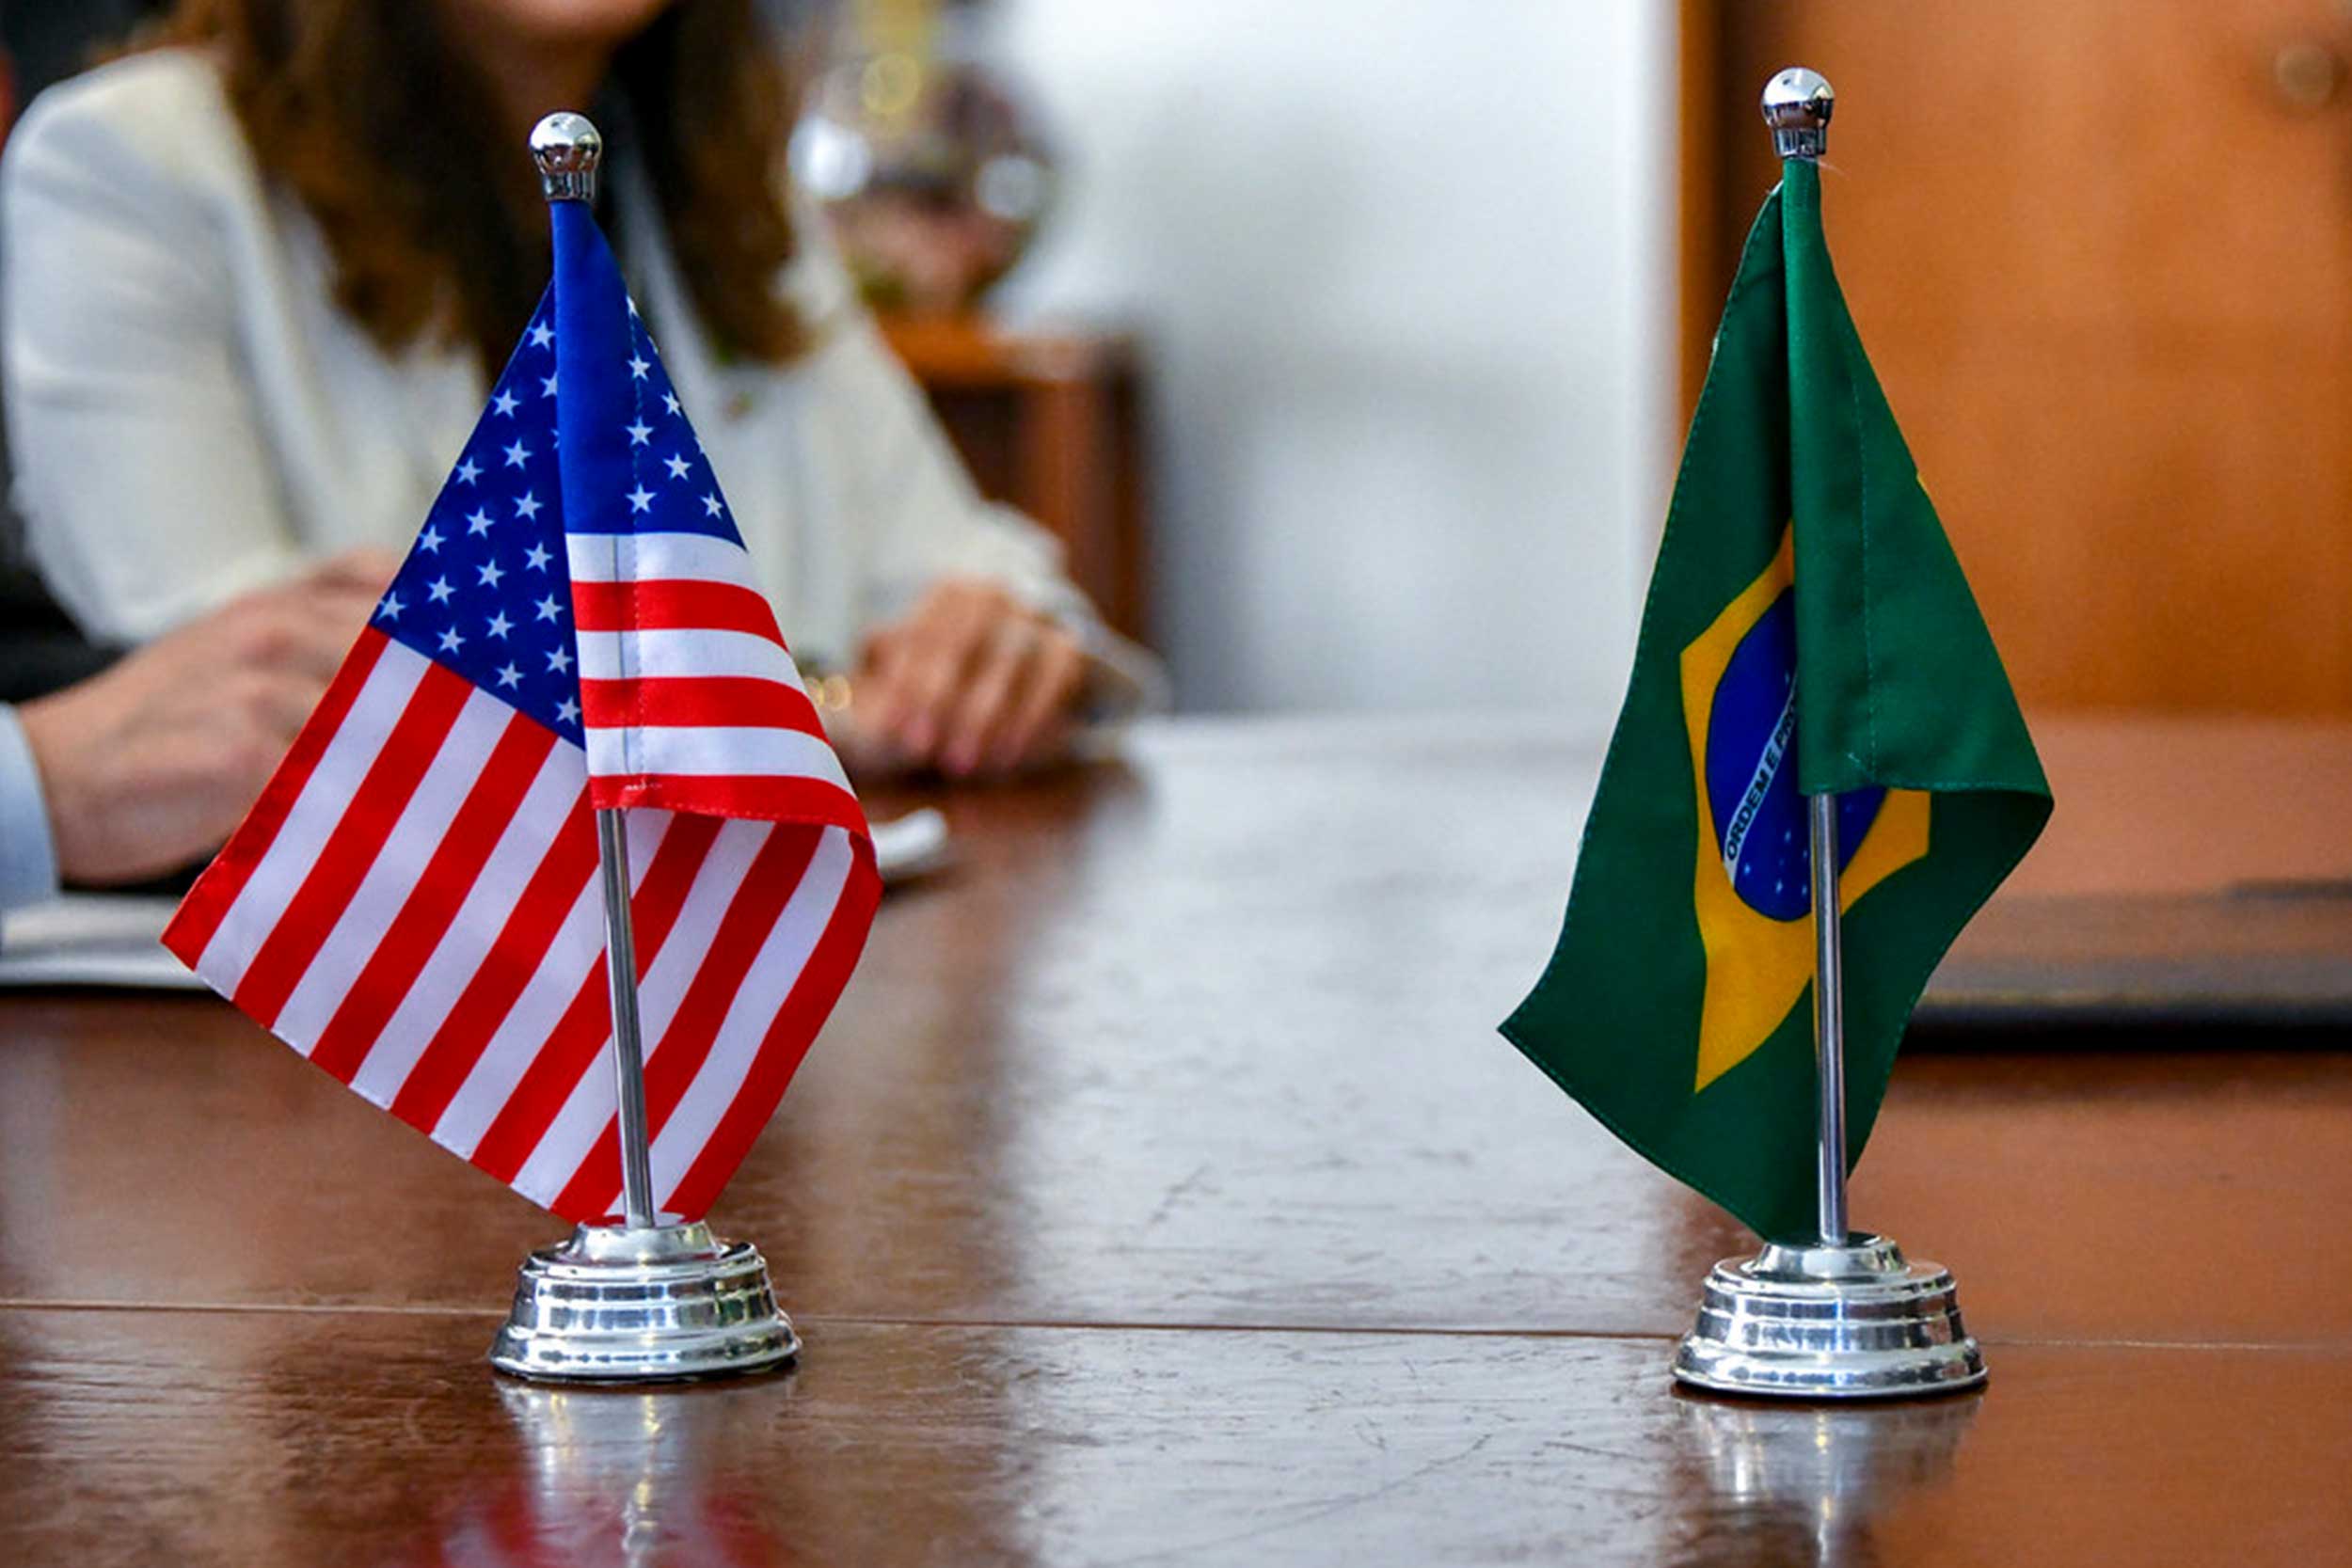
[1671,1235,1987,1401]
[489,1222,800,1384]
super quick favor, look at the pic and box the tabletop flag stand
[488,116,866,1382]
[163,113,881,1383]
[1501,70,2052,1400]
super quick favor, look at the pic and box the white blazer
[2,50,1151,704]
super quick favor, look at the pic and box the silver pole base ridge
[489,1221,800,1384]
[1672,1235,1987,1401]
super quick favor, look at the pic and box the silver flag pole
[529,111,660,1233]
[1769,55,1851,1250]
[1808,793,1849,1246]
[594,809,660,1231]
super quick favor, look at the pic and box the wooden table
[3,717,2346,1565]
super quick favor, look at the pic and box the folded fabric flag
[167,197,880,1225]
[1502,159,2051,1243]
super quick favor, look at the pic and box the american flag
[165,200,880,1225]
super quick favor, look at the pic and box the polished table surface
[3,716,2346,1565]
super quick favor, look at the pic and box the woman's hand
[850,580,1088,779]
[19,548,397,884]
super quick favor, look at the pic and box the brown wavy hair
[144,0,802,373]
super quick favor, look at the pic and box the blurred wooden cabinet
[880,316,1152,646]
[1686,0,2352,717]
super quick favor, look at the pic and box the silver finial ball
[1760,68,1834,161]
[531,112,603,203]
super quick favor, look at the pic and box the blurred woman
[1,0,1153,778]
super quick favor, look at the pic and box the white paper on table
[868,806,951,883]
[0,808,950,991]
[0,894,195,990]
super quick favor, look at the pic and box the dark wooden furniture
[880,314,1152,645]
[2,718,2344,1564]
[1683,4,2352,718]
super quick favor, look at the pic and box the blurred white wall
[989,0,1677,718]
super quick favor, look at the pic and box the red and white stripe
[165,622,880,1225]
[567,531,860,829]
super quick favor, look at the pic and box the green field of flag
[1502,159,2052,1243]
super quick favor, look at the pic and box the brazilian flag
[1502,159,2051,1243]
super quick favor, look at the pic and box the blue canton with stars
[373,291,584,745]
[371,215,746,752]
